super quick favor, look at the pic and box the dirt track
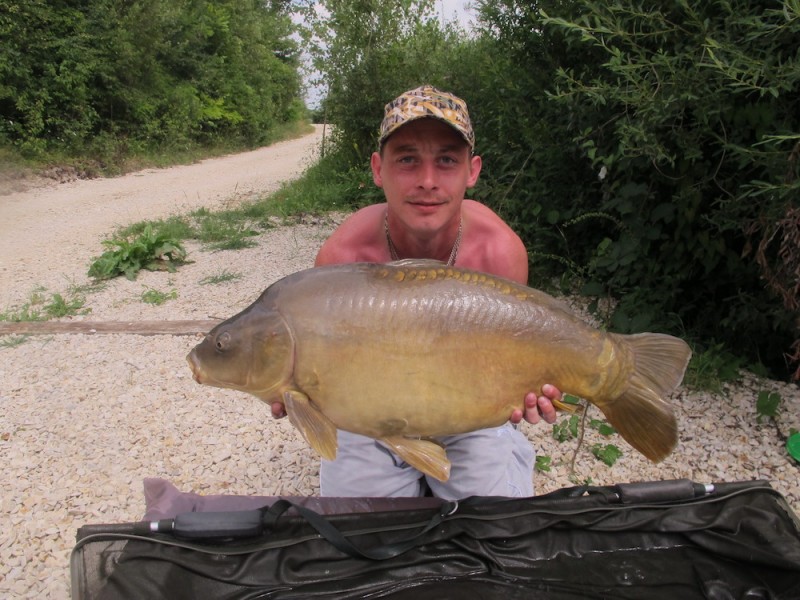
[0,126,325,308]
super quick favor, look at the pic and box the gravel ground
[1,127,798,598]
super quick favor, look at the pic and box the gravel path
[1,125,798,598]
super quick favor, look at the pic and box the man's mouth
[408,200,445,208]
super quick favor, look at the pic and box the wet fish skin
[187,260,692,482]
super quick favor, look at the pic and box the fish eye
[215,331,231,351]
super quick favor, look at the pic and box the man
[282,85,561,499]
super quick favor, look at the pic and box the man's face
[372,118,481,232]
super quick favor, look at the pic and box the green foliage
[1,0,304,162]
[589,419,616,437]
[552,411,623,466]
[88,224,188,280]
[535,455,552,473]
[553,414,581,442]
[0,335,28,349]
[756,390,782,423]
[591,443,623,467]
[117,216,195,244]
[471,0,800,378]
[684,341,743,392]
[269,153,382,214]
[295,0,468,168]
[0,287,89,322]
[199,270,242,285]
[141,287,178,305]
[198,221,260,250]
[42,293,89,318]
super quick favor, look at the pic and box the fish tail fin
[601,333,692,462]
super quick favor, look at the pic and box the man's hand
[510,384,560,425]
[271,402,286,419]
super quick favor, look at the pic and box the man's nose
[417,161,438,189]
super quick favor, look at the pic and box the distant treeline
[300,0,800,379]
[0,0,304,159]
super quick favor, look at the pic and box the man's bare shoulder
[315,204,387,266]
[461,200,528,283]
[338,203,386,231]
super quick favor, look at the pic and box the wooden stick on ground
[0,319,221,336]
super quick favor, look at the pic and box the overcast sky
[437,0,476,30]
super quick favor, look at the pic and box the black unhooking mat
[71,479,800,599]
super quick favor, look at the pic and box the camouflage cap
[378,85,475,150]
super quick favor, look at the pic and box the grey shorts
[319,423,536,500]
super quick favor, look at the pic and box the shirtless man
[279,86,561,499]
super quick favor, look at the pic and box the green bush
[468,0,799,378]
[0,0,304,162]
[88,224,188,280]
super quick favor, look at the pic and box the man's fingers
[541,383,559,399]
[271,402,286,419]
[537,395,558,424]
[523,392,542,424]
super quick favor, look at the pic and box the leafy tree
[0,0,100,154]
[0,0,304,159]
[295,0,467,172]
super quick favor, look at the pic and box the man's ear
[370,152,383,187]
[467,154,482,188]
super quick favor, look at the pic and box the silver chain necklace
[384,210,462,266]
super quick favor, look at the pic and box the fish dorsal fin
[388,259,446,268]
[379,436,451,482]
[283,390,338,460]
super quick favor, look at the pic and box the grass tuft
[199,270,243,285]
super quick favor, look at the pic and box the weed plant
[548,400,623,473]
[199,270,243,285]
[0,287,89,322]
[140,287,177,305]
[0,335,28,349]
[88,224,188,280]
[684,342,743,393]
[756,391,782,424]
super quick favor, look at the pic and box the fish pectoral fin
[380,436,451,483]
[283,390,338,461]
[552,396,584,414]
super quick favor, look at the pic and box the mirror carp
[188,260,692,482]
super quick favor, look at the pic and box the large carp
[187,260,691,482]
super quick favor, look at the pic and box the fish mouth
[186,351,204,384]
